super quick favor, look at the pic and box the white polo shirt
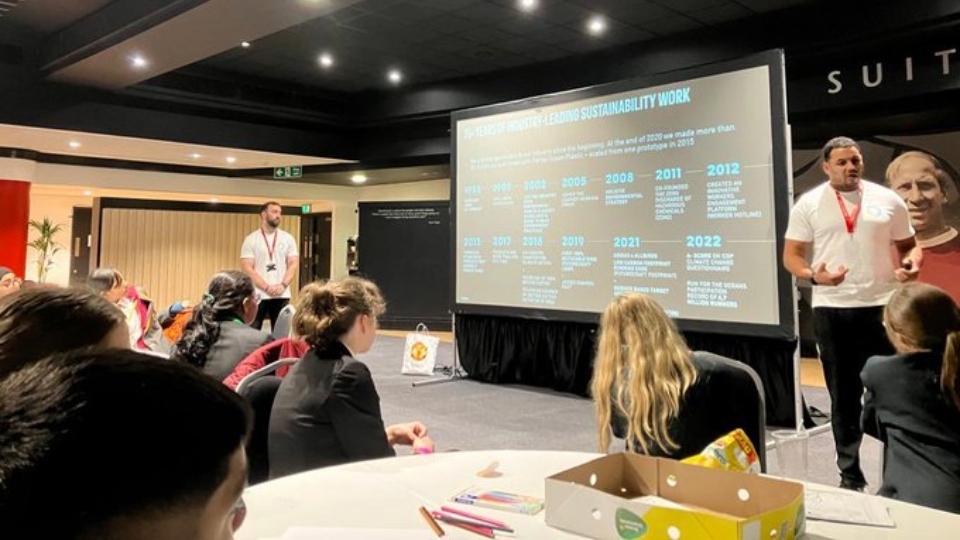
[240,228,299,300]
[785,180,914,308]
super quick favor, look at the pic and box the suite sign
[788,38,960,113]
[825,47,957,95]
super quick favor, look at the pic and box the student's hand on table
[412,436,435,454]
[387,422,428,445]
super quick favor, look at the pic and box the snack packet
[681,428,760,473]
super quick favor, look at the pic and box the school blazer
[862,352,960,513]
[268,341,394,479]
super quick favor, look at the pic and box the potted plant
[27,218,64,283]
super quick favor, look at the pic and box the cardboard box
[545,453,804,540]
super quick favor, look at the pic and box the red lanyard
[261,229,277,261]
[834,186,862,235]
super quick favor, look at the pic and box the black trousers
[252,298,289,331]
[813,305,893,486]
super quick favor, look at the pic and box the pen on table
[440,505,511,529]
[432,510,514,533]
[419,506,445,537]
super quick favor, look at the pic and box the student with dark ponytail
[861,282,960,513]
[172,270,271,380]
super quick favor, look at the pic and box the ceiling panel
[0,0,115,33]
[166,0,825,93]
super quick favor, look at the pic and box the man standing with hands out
[783,137,922,491]
[242,201,299,330]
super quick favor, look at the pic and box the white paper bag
[401,324,440,376]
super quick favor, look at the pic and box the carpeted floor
[366,335,883,491]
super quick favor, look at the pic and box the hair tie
[203,293,216,306]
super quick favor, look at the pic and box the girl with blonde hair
[861,282,960,513]
[268,277,433,478]
[591,293,764,460]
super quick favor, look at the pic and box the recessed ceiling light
[587,15,607,35]
[190,153,202,159]
[241,41,251,48]
[387,69,402,84]
[319,53,334,68]
[210,198,219,203]
[69,141,81,148]
[130,55,148,69]
[351,173,367,184]
[518,0,538,11]
[82,190,92,196]
[226,156,237,164]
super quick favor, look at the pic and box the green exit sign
[273,165,303,179]
[301,204,311,213]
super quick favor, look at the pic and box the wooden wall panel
[100,209,300,308]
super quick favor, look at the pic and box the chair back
[236,357,299,484]
[236,357,299,394]
[238,376,282,485]
[271,304,295,340]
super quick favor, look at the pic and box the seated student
[0,349,251,539]
[0,266,21,297]
[172,271,271,381]
[88,267,171,354]
[223,335,310,390]
[0,287,128,379]
[862,282,960,514]
[269,277,433,478]
[591,293,765,460]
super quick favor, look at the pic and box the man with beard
[783,137,922,491]
[886,151,960,304]
[241,201,299,330]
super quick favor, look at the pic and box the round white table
[236,450,960,540]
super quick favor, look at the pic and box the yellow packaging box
[545,453,804,540]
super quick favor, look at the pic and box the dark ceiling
[2,0,960,185]
[2,0,818,94]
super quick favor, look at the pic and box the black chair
[236,358,299,485]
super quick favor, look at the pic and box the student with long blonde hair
[591,293,765,460]
[861,282,960,513]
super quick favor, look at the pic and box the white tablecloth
[236,450,960,540]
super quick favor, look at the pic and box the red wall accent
[0,179,30,277]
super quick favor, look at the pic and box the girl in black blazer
[862,282,960,514]
[268,277,433,478]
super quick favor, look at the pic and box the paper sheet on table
[279,527,435,539]
[804,486,896,527]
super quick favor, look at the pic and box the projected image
[454,59,788,332]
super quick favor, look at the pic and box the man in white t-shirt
[241,201,299,330]
[783,137,922,491]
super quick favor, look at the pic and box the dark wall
[357,201,451,331]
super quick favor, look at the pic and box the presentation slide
[453,53,792,336]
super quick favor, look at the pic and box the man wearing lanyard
[241,201,299,330]
[783,137,922,491]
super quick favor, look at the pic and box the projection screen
[452,50,794,339]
